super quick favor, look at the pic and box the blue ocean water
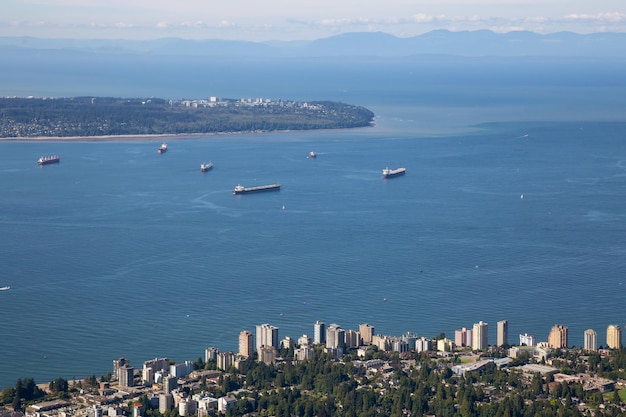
[1,55,626,388]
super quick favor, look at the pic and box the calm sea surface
[1,56,626,388]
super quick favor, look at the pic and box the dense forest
[0,97,375,138]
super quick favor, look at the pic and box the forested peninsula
[0,97,375,138]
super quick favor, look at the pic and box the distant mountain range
[1,30,625,58]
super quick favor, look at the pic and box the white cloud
[217,20,236,28]
[564,12,625,23]
[319,18,355,27]
[524,16,548,24]
[489,25,526,33]
[412,14,435,23]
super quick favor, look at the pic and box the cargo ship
[382,167,406,179]
[157,143,168,154]
[200,162,213,172]
[37,156,60,165]
[233,183,281,195]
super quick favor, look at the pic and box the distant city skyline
[2,0,625,41]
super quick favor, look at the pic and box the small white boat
[157,143,168,154]
[382,167,406,179]
[0,286,10,291]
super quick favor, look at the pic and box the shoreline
[0,132,238,142]
[0,125,374,142]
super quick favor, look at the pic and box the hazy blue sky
[2,0,626,41]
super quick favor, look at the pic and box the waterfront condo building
[519,333,536,346]
[255,323,279,352]
[217,351,234,371]
[326,324,346,349]
[415,336,431,352]
[584,329,598,351]
[281,336,295,350]
[372,334,391,351]
[205,347,219,362]
[359,323,375,345]
[344,329,360,348]
[392,338,409,353]
[454,327,472,347]
[143,357,170,373]
[437,338,454,352]
[497,320,508,347]
[472,321,488,350]
[170,361,193,378]
[143,357,170,385]
[548,324,568,349]
[402,332,418,348]
[606,324,622,349]
[119,365,135,387]
[298,334,312,347]
[239,330,254,358]
[113,358,130,381]
[314,321,326,344]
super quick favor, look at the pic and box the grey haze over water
[1,51,626,388]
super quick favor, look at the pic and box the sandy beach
[0,128,309,142]
[0,133,215,142]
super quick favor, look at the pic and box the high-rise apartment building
[497,320,508,347]
[472,321,488,350]
[344,329,360,348]
[519,333,535,346]
[454,327,472,347]
[163,375,177,393]
[239,330,254,358]
[326,324,345,349]
[402,332,418,348]
[584,329,598,351]
[143,357,170,384]
[294,346,315,361]
[281,336,294,350]
[119,365,135,387]
[255,323,279,352]
[217,351,234,371]
[298,334,312,347]
[359,323,375,345]
[548,324,568,349]
[113,357,130,381]
[607,324,622,349]
[258,345,276,365]
[205,347,219,362]
[314,321,326,345]
[159,394,173,413]
[415,337,430,352]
